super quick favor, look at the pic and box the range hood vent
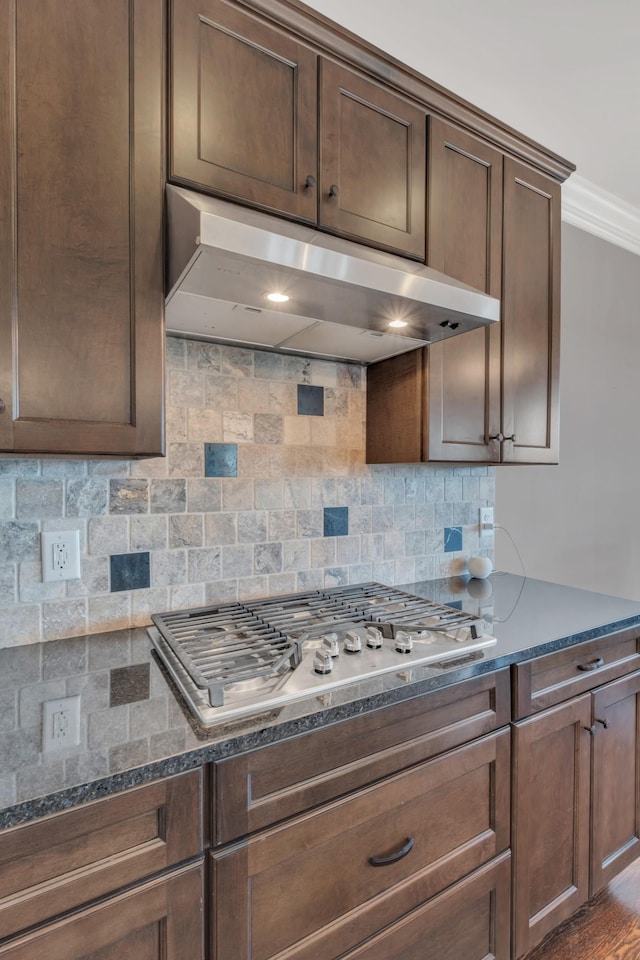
[165,185,499,364]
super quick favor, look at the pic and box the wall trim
[562,175,640,257]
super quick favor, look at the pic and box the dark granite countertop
[3,573,640,830]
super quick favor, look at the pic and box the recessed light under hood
[165,185,499,364]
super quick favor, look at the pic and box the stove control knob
[344,630,363,654]
[366,626,384,649]
[322,633,340,658]
[313,650,334,675]
[395,630,414,654]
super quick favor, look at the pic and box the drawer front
[211,729,510,960]
[214,668,510,843]
[0,863,204,960]
[0,770,202,941]
[512,627,640,719]
[341,852,511,960]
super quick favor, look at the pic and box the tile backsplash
[0,339,494,647]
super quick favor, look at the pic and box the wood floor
[524,858,640,960]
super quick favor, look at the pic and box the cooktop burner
[149,583,496,726]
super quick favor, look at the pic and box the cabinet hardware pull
[304,175,317,190]
[369,836,414,867]
[503,434,516,442]
[0,399,5,414]
[583,724,597,736]
[577,657,604,672]
[595,717,609,729]
[489,433,504,443]
[328,183,340,198]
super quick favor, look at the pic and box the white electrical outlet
[479,507,494,538]
[41,530,81,582]
[42,696,81,753]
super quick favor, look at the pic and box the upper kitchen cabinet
[0,0,165,457]
[169,0,426,258]
[318,60,426,258]
[170,0,318,222]
[367,128,562,465]
[501,157,561,464]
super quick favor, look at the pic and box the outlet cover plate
[42,696,81,753]
[41,530,81,582]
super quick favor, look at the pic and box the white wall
[496,224,640,599]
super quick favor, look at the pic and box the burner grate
[151,603,300,706]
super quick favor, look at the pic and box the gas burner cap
[395,630,414,654]
[366,626,384,649]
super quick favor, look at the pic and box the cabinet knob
[369,836,415,867]
[583,724,597,737]
[0,399,5,414]
[328,183,340,198]
[489,432,504,443]
[304,175,317,190]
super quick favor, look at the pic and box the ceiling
[306,0,640,213]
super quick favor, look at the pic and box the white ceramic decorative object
[468,556,493,580]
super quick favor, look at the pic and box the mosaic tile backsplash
[0,339,495,647]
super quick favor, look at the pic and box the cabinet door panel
[341,853,511,960]
[0,0,164,456]
[426,119,502,462]
[0,864,204,960]
[591,670,640,894]
[0,771,202,941]
[502,158,560,463]
[512,695,591,958]
[212,730,509,960]
[319,60,426,258]
[170,0,317,221]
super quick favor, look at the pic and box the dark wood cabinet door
[170,0,317,221]
[211,730,510,959]
[366,348,425,463]
[512,695,591,959]
[591,671,640,895]
[426,118,503,462]
[340,853,511,960]
[319,59,426,258]
[0,864,204,960]
[0,0,165,457]
[501,158,561,464]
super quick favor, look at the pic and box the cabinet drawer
[341,852,511,960]
[213,668,510,842]
[0,770,202,941]
[211,729,510,960]
[0,862,204,960]
[512,626,640,719]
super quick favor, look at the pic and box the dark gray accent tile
[324,507,349,537]
[297,384,324,416]
[444,526,463,552]
[205,443,238,478]
[110,552,151,592]
[110,663,150,707]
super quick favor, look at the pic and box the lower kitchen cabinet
[0,864,204,960]
[591,670,640,893]
[341,852,511,960]
[210,729,510,959]
[511,634,640,958]
[511,695,592,958]
[0,771,204,957]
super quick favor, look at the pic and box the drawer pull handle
[369,836,414,867]
[595,717,609,729]
[577,657,604,672]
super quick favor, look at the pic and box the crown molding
[562,175,640,257]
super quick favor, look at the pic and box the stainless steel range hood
[165,185,500,364]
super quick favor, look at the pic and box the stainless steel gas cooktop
[148,582,496,727]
